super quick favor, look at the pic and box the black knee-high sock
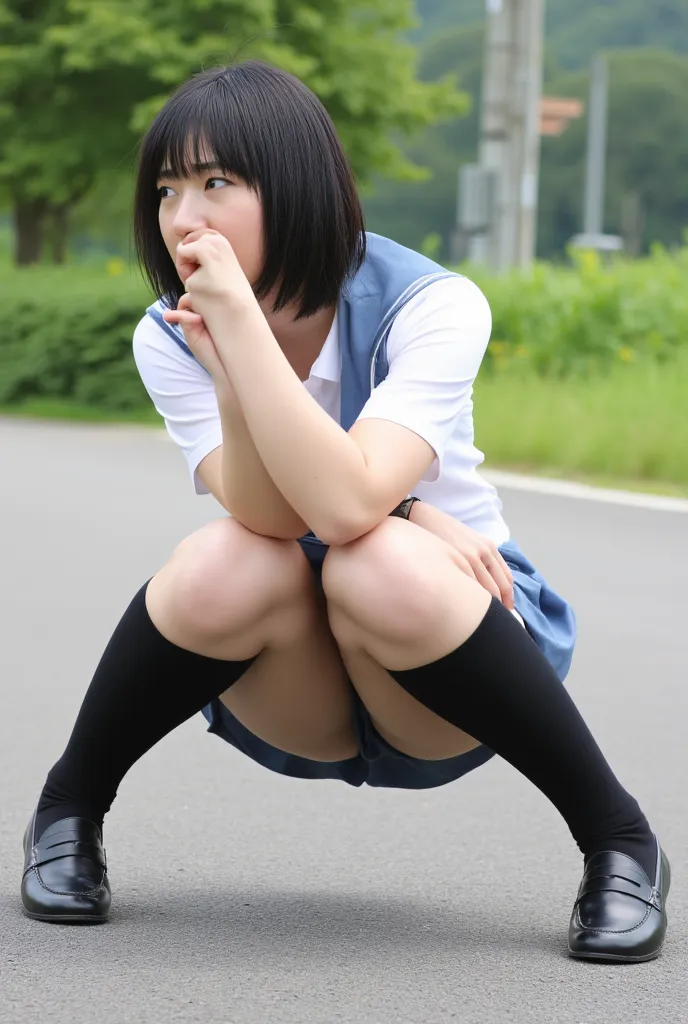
[35,581,257,840]
[387,597,656,878]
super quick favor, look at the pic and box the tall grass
[474,348,688,486]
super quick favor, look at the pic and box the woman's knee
[322,517,457,645]
[149,517,314,642]
[323,516,489,651]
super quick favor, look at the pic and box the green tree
[0,0,466,265]
[0,0,184,264]
[546,0,688,69]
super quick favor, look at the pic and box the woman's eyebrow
[157,161,223,180]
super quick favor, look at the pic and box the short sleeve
[354,275,492,482]
[132,315,223,494]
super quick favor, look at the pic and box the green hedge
[0,262,152,411]
[1,246,687,412]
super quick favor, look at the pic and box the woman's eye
[156,178,230,198]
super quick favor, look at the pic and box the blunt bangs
[133,61,366,318]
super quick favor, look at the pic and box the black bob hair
[134,61,366,319]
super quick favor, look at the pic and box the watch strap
[389,496,421,520]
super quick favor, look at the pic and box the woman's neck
[261,301,337,381]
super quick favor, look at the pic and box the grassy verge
[0,398,161,426]
[474,352,688,494]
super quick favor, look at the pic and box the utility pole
[584,55,608,238]
[463,0,545,271]
[571,55,622,253]
[516,0,545,266]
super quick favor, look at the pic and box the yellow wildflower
[106,258,125,277]
[580,249,600,274]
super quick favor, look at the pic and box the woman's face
[157,148,264,287]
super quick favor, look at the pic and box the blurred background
[1,0,687,496]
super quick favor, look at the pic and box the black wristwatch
[389,496,421,520]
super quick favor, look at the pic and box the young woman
[21,61,669,962]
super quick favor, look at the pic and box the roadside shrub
[0,264,152,410]
[1,244,687,412]
[467,244,688,377]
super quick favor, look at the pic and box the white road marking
[483,469,688,514]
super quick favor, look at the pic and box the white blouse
[133,275,510,545]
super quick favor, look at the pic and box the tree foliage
[0,0,467,263]
[545,0,688,69]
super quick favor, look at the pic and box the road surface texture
[1,418,685,1024]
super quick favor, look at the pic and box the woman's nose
[172,196,208,239]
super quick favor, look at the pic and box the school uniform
[23,235,666,964]
[134,232,576,790]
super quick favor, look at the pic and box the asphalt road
[1,418,686,1024]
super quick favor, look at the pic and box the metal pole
[583,55,608,237]
[470,0,545,271]
[470,0,513,269]
[516,0,545,267]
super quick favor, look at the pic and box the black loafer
[21,810,111,923]
[568,835,669,962]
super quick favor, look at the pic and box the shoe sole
[567,944,664,963]
[23,909,108,924]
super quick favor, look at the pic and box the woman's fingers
[468,556,503,602]
[482,554,515,609]
[446,532,511,605]
[162,309,203,327]
[494,549,515,589]
[177,258,200,284]
[175,241,204,282]
[450,551,479,584]
[452,548,501,601]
